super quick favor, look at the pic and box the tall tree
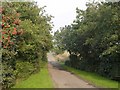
[54,1,120,80]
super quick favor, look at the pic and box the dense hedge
[1,2,53,89]
[54,1,120,81]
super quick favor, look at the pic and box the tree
[54,1,120,80]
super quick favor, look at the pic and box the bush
[65,60,71,67]
[2,63,16,89]
[98,56,120,80]
[15,61,36,79]
[1,2,53,89]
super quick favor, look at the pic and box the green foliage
[54,1,120,80]
[2,63,16,89]
[15,61,35,79]
[52,46,64,55]
[1,2,53,89]
[13,61,54,88]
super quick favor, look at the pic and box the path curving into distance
[47,53,96,88]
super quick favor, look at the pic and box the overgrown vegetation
[1,2,53,89]
[54,1,120,81]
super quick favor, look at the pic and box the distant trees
[54,1,120,80]
[1,2,53,89]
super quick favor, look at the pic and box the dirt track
[47,53,96,88]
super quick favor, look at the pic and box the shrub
[2,63,16,89]
[15,61,36,79]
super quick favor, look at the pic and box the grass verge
[62,64,119,88]
[13,61,54,88]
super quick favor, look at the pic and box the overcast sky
[34,0,91,33]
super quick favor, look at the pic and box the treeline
[54,1,120,80]
[1,2,53,89]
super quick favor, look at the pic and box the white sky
[34,0,90,33]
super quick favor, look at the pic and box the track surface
[47,53,95,88]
